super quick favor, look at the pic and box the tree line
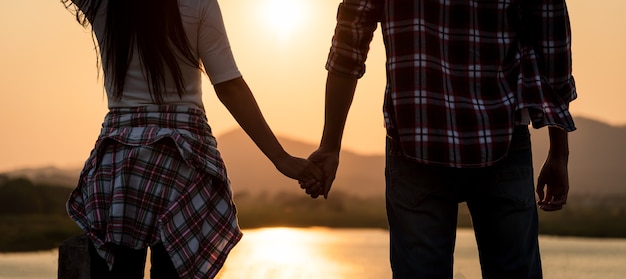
[0,175,71,216]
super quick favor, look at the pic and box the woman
[62,0,322,278]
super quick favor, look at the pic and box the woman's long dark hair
[62,0,199,103]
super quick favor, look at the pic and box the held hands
[298,148,340,199]
[273,154,324,195]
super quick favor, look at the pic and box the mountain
[3,117,625,197]
[219,116,626,197]
[1,166,80,188]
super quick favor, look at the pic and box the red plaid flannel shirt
[326,0,577,167]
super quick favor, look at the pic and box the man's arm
[307,72,358,198]
[307,0,381,198]
[536,126,570,211]
[527,0,574,210]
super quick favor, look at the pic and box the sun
[260,0,310,39]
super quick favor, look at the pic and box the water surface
[1,228,625,279]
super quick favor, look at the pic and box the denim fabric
[385,126,542,279]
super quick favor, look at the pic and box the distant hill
[530,117,626,196]
[3,117,625,198]
[2,166,80,188]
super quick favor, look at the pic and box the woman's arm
[214,77,322,183]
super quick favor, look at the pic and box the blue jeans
[385,126,542,279]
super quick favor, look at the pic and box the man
[305,0,576,278]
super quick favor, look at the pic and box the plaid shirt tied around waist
[327,0,577,167]
[67,105,242,278]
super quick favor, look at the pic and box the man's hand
[536,156,569,211]
[537,127,570,211]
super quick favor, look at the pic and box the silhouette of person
[304,0,576,278]
[62,0,321,278]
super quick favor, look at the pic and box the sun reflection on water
[216,227,390,279]
[241,227,320,265]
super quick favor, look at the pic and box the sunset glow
[0,0,625,171]
[260,0,309,39]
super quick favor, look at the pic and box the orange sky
[1,0,625,171]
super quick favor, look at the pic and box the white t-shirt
[85,0,241,109]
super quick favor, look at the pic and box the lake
[1,228,625,279]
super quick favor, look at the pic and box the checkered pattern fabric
[67,105,242,278]
[326,0,577,167]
